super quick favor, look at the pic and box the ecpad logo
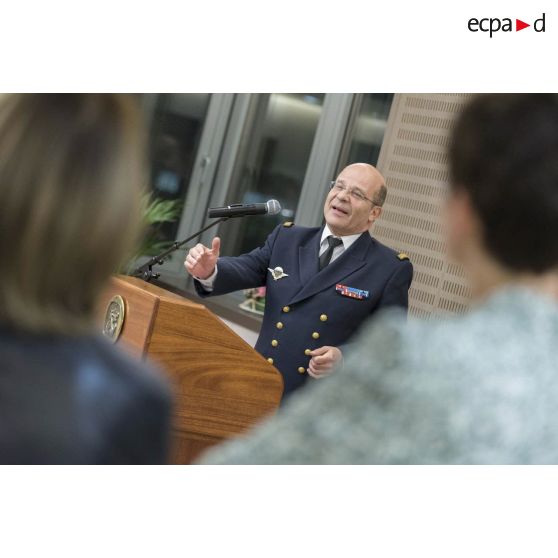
[468,13,546,37]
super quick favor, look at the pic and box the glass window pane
[345,93,393,166]
[148,94,211,241]
[221,93,324,256]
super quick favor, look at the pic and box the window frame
[148,93,395,331]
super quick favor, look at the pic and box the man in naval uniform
[184,163,413,397]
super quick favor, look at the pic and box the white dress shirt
[319,224,362,264]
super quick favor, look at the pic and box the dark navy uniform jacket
[195,224,413,396]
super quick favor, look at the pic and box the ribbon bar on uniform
[335,284,369,300]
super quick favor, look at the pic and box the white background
[1,1,555,91]
[2,467,558,557]
[1,1,557,556]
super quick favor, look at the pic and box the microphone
[208,199,281,219]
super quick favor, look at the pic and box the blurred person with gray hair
[200,94,558,464]
[0,94,171,464]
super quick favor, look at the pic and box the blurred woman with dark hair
[0,94,170,464]
[201,94,558,464]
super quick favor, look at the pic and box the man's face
[323,164,383,236]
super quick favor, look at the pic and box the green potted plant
[124,194,183,274]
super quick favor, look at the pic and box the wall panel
[376,94,473,317]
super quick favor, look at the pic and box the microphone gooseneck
[132,200,282,282]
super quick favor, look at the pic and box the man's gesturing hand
[308,346,343,379]
[184,237,220,280]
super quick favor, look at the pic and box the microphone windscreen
[266,199,282,215]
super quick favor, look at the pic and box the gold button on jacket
[312,332,320,339]
[298,367,305,374]
[304,349,312,356]
[276,322,284,329]
[271,339,278,347]
[267,358,274,364]
[320,314,328,322]
[282,306,290,313]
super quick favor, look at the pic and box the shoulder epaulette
[283,221,294,228]
[397,252,410,261]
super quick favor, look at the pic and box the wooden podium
[98,276,283,464]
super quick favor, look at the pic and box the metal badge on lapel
[268,266,289,281]
[335,283,369,300]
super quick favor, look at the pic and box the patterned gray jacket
[200,287,558,464]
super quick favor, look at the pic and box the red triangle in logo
[516,19,530,31]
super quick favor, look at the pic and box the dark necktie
[319,236,343,271]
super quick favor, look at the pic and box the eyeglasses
[329,181,377,205]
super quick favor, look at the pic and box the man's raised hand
[184,237,221,280]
